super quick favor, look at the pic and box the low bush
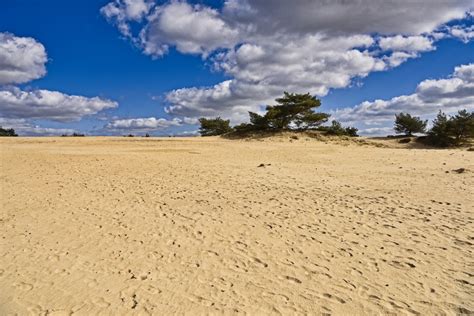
[198,117,233,136]
[0,127,18,137]
[326,120,359,137]
[426,110,474,147]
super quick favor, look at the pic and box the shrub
[296,112,331,130]
[0,127,18,137]
[326,120,359,137]
[326,120,345,135]
[248,112,270,130]
[449,109,474,143]
[198,117,233,136]
[426,110,474,147]
[233,123,256,133]
[345,127,359,137]
[394,112,427,136]
[62,132,85,137]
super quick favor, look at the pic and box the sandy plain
[0,136,473,315]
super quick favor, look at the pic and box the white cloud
[449,25,474,43]
[140,1,239,57]
[0,87,118,122]
[0,33,119,125]
[182,116,199,125]
[0,32,47,85]
[0,118,77,136]
[175,129,199,136]
[165,80,271,123]
[358,127,394,136]
[334,63,474,124]
[453,62,474,82]
[223,0,472,36]
[165,34,384,120]
[19,126,77,136]
[383,51,418,68]
[379,35,434,52]
[103,0,153,21]
[101,0,154,37]
[377,35,436,68]
[106,116,182,130]
[100,0,474,122]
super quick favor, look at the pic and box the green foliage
[227,92,331,135]
[233,123,255,133]
[62,132,85,137]
[326,120,345,135]
[198,117,233,136]
[427,111,453,146]
[265,92,328,130]
[233,92,330,134]
[233,112,270,132]
[326,120,359,137]
[248,111,269,130]
[449,109,474,142]
[295,112,331,130]
[0,126,18,137]
[345,127,359,137]
[427,110,474,146]
[394,112,427,136]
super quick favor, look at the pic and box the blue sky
[0,1,473,135]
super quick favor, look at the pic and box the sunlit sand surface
[1,136,473,314]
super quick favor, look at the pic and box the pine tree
[394,113,427,136]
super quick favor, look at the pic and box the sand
[1,136,473,315]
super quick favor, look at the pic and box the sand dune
[1,136,473,315]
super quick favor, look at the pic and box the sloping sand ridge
[1,136,473,314]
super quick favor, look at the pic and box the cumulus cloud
[101,0,473,122]
[357,127,394,136]
[106,116,182,131]
[165,34,385,120]
[175,129,199,136]
[378,35,436,67]
[222,0,471,36]
[101,0,154,38]
[165,79,280,123]
[382,52,418,68]
[0,33,119,125]
[0,32,47,85]
[334,63,474,124]
[103,0,473,57]
[448,25,474,43]
[0,87,118,122]
[140,1,239,57]
[0,118,77,136]
[379,35,434,52]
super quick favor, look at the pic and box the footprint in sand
[281,275,302,284]
[13,281,34,291]
[322,293,346,304]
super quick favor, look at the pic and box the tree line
[199,92,474,147]
[394,110,474,146]
[2,91,472,146]
[199,92,358,137]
